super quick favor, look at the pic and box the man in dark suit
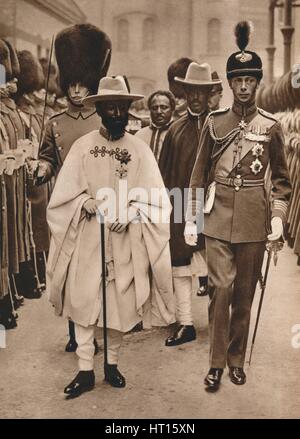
[185,22,292,391]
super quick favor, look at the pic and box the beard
[101,114,129,139]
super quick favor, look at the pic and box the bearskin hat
[226,21,263,81]
[54,23,112,95]
[4,40,20,79]
[0,39,12,82]
[16,50,45,98]
[39,57,58,94]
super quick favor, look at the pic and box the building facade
[0,0,85,57]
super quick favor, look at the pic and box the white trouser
[173,276,193,326]
[75,323,123,371]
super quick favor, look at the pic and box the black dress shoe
[229,367,246,385]
[65,338,99,355]
[196,285,208,297]
[165,325,196,347]
[64,370,95,399]
[104,364,126,388]
[2,314,18,330]
[204,368,223,392]
[65,338,78,352]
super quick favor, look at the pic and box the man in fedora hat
[36,23,112,353]
[46,75,175,398]
[186,22,291,391]
[159,62,221,347]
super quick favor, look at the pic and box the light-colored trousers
[75,323,123,371]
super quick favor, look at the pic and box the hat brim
[174,76,222,86]
[82,93,144,107]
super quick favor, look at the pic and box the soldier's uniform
[188,26,292,373]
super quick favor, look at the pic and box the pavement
[0,246,299,419]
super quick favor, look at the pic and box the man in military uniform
[159,62,221,347]
[36,23,111,352]
[185,22,292,391]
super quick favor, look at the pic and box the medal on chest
[90,145,131,178]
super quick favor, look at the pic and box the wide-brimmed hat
[82,75,144,106]
[175,62,222,87]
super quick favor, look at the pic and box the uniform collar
[99,125,125,141]
[232,100,257,118]
[2,97,17,111]
[65,102,97,120]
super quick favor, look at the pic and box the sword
[248,240,284,365]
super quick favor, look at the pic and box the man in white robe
[46,76,175,398]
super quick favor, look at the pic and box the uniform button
[237,164,242,169]
[52,121,57,127]
[58,147,63,151]
[2,206,5,211]
[235,187,240,192]
[55,133,60,138]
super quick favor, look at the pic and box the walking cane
[248,240,283,365]
[99,212,108,370]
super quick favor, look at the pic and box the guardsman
[16,50,49,296]
[36,23,112,353]
[185,22,292,392]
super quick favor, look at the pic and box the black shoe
[165,325,196,347]
[204,368,223,392]
[229,367,246,385]
[23,288,42,299]
[64,370,95,399]
[196,285,208,297]
[93,339,100,355]
[13,295,24,309]
[128,321,143,333]
[65,339,78,352]
[2,314,18,330]
[104,364,126,388]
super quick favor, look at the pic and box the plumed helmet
[226,21,263,81]
[54,23,112,95]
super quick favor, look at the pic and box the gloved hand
[184,221,198,246]
[267,217,283,241]
[36,160,49,178]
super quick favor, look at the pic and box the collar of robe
[150,119,173,131]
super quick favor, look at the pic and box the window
[143,17,155,50]
[207,18,221,54]
[117,18,129,52]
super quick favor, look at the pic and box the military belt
[215,175,265,192]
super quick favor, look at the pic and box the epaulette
[258,108,278,122]
[209,107,230,117]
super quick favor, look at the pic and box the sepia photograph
[0,0,299,422]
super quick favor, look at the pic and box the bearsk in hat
[39,57,58,94]
[0,39,12,82]
[4,40,20,80]
[54,23,112,96]
[226,21,263,81]
[16,50,45,98]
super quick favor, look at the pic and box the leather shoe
[165,325,196,346]
[104,364,126,388]
[65,338,78,352]
[65,338,99,355]
[204,368,223,392]
[64,370,95,399]
[229,367,246,385]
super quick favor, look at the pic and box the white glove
[267,217,283,241]
[184,221,198,246]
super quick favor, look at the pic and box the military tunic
[38,103,99,183]
[188,102,292,368]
